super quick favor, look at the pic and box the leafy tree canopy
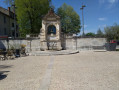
[15,0,51,36]
[104,23,119,42]
[4,0,51,37]
[96,28,104,37]
[57,3,81,34]
[85,32,96,37]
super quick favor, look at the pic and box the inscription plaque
[49,37,57,40]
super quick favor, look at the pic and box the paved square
[0,51,119,90]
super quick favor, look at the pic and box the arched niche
[47,25,56,35]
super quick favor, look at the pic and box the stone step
[29,50,79,56]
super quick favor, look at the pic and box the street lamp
[12,4,16,38]
[80,4,86,37]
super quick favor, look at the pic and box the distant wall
[66,38,106,50]
[0,39,40,52]
[0,38,107,52]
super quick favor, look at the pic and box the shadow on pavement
[0,65,12,80]
[0,71,9,80]
[0,65,13,69]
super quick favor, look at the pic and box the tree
[57,3,81,34]
[15,0,51,36]
[4,0,51,36]
[4,0,14,5]
[4,0,15,12]
[85,32,95,37]
[104,24,119,42]
[96,28,104,37]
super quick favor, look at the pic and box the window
[4,16,6,23]
[16,25,18,30]
[12,31,15,37]
[16,33,18,37]
[12,23,14,27]
[4,28,7,35]
[0,28,1,35]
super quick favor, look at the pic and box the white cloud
[99,0,118,4]
[108,0,118,4]
[99,0,118,8]
[98,18,107,21]
[98,24,107,28]
[108,0,118,8]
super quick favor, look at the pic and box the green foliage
[4,0,14,5]
[15,0,51,36]
[57,3,81,34]
[9,44,15,50]
[104,24,119,42]
[96,28,104,37]
[4,0,15,12]
[85,32,96,37]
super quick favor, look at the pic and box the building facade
[0,7,19,37]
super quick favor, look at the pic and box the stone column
[40,21,48,51]
[56,41,62,50]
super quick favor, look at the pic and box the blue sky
[0,0,119,34]
[52,0,119,34]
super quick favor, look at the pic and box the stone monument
[40,8,62,51]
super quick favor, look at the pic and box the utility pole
[80,4,86,37]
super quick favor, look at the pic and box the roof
[43,8,60,20]
[0,7,14,17]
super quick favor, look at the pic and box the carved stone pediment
[43,8,60,21]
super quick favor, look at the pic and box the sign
[49,36,57,40]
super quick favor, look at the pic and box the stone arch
[46,23,57,30]
[46,23,58,35]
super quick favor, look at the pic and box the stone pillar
[56,41,62,50]
[40,41,48,51]
[40,20,48,51]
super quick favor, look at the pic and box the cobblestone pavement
[0,51,119,90]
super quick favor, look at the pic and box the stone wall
[0,39,41,52]
[0,38,106,52]
[65,38,106,50]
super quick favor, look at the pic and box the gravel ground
[0,51,119,90]
[0,56,50,90]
